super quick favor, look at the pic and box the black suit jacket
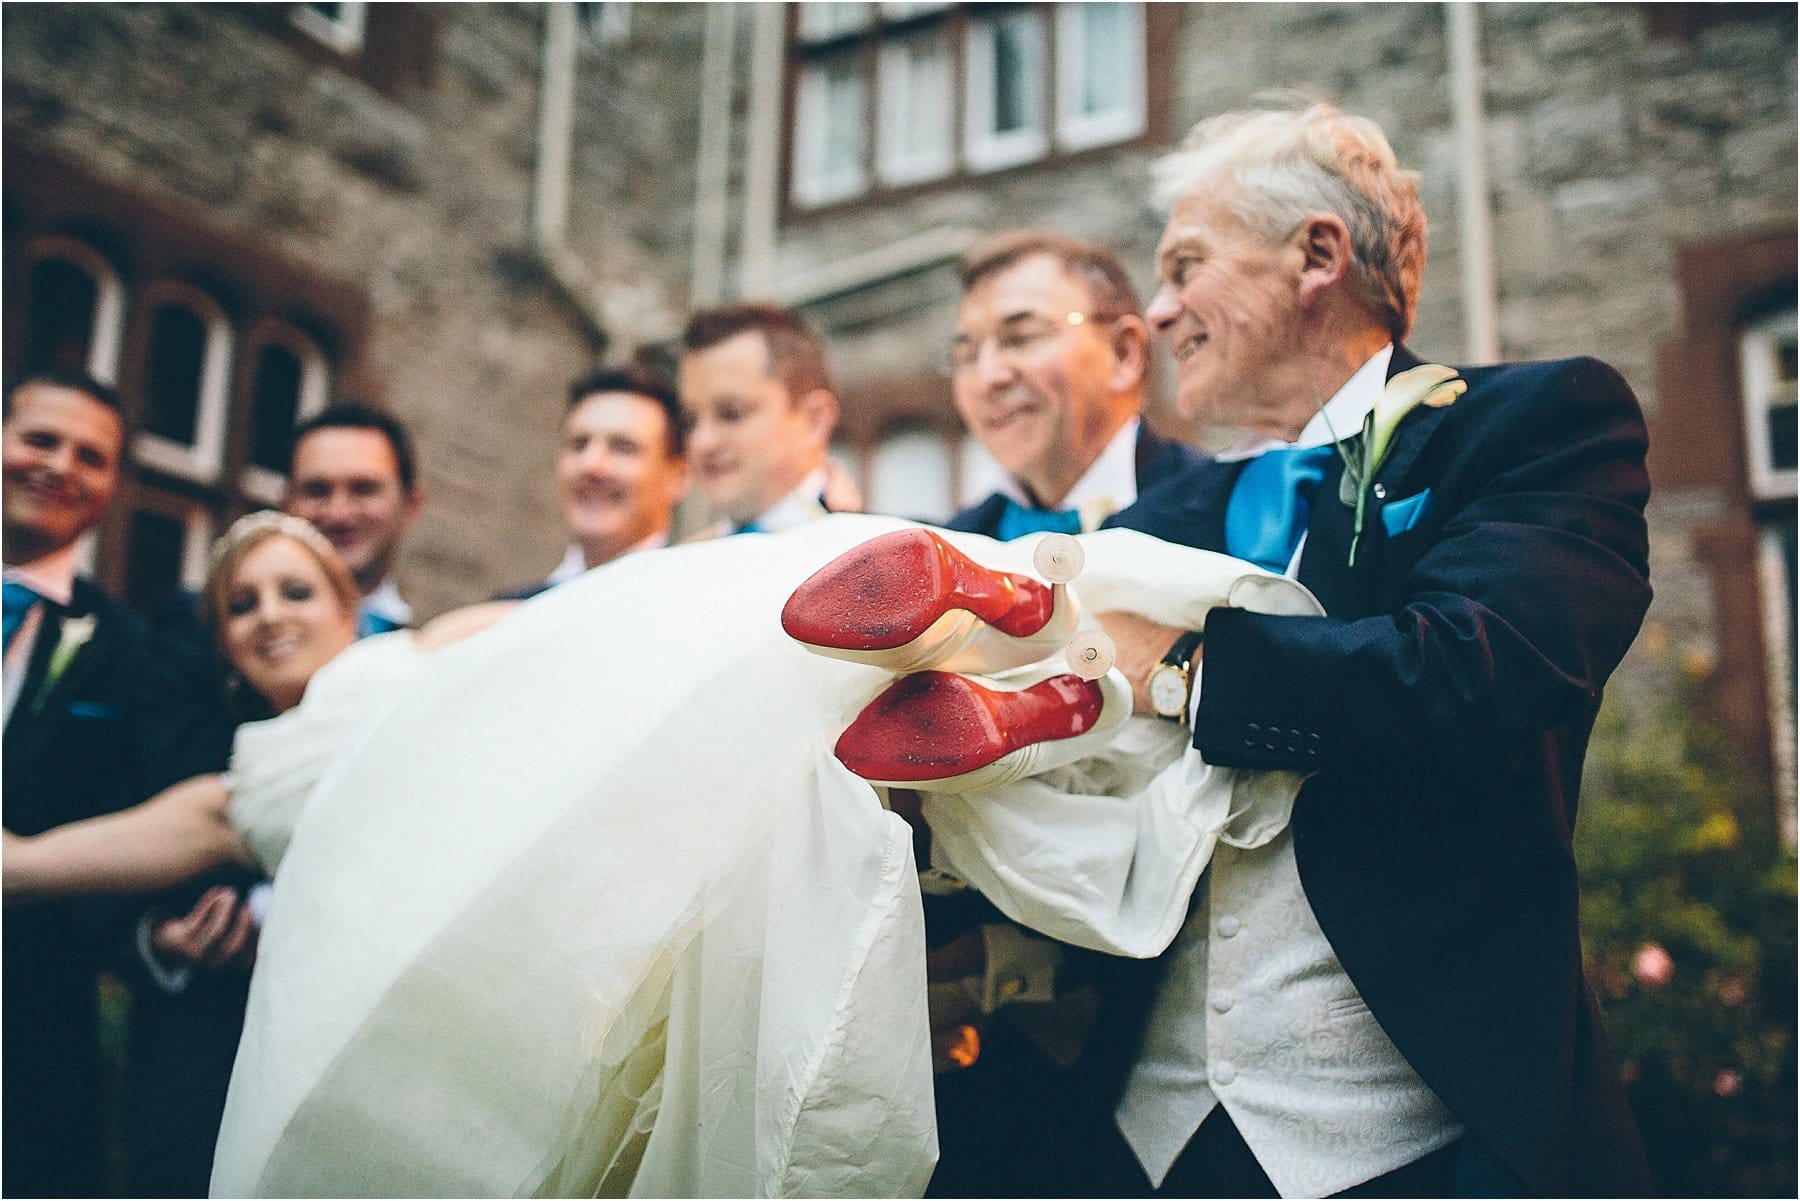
[944,423,1211,545]
[1097,347,1654,1196]
[3,577,231,1197]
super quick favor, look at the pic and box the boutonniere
[29,612,97,716]
[1337,364,1465,565]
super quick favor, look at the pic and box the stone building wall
[3,3,704,615]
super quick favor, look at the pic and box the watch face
[1149,665,1187,718]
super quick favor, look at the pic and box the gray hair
[1152,102,1426,340]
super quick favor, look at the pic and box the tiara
[206,510,339,577]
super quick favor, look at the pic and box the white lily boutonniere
[1339,363,1466,566]
[30,612,97,716]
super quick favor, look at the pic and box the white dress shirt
[545,531,671,589]
[3,543,80,726]
[360,577,414,629]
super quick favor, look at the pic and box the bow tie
[1224,444,1339,574]
[995,499,1083,541]
[3,579,44,652]
[357,610,404,639]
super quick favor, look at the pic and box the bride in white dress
[7,511,1319,1197]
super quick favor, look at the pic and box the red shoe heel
[783,529,1079,674]
[835,666,1129,792]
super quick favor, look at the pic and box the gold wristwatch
[1149,630,1203,723]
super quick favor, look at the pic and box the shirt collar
[3,542,81,608]
[359,577,413,627]
[547,530,670,586]
[994,418,1141,530]
[743,466,830,534]
[1216,344,1394,462]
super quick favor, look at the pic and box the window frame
[1053,2,1148,153]
[130,281,235,485]
[784,1,1153,217]
[237,320,332,507]
[1738,306,1798,503]
[21,235,127,385]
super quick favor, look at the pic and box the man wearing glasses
[943,230,1208,543]
[929,230,1212,1198]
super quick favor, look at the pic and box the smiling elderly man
[1068,100,1656,1198]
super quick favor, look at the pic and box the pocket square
[1380,488,1435,537]
[66,700,123,721]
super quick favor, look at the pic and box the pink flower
[1713,1069,1743,1098]
[1632,943,1675,988]
[1717,977,1748,1007]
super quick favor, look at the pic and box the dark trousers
[1092,1107,1466,1199]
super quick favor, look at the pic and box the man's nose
[41,442,77,476]
[971,340,1016,392]
[1145,287,1182,336]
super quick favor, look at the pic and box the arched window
[132,283,233,481]
[869,423,953,519]
[239,322,331,505]
[20,236,125,383]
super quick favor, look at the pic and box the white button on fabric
[1216,915,1241,938]
[1212,1061,1237,1086]
[1210,992,1235,1013]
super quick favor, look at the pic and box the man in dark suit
[1074,102,1653,1196]
[943,229,1207,545]
[929,231,1215,1197]
[498,364,688,601]
[2,370,228,1197]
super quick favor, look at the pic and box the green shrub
[1578,651,1797,1198]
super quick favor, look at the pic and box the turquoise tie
[357,610,403,639]
[1225,445,1337,573]
[995,499,1083,541]
[3,580,42,651]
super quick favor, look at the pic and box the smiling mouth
[257,634,304,663]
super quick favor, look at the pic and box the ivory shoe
[834,664,1132,793]
[782,528,1080,674]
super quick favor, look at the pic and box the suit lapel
[1170,458,1238,552]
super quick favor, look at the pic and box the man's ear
[1294,212,1354,308]
[1107,314,1150,394]
[400,484,426,531]
[797,388,840,447]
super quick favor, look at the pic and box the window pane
[794,56,868,206]
[24,259,98,375]
[1056,2,1146,150]
[869,426,952,519]
[877,30,953,185]
[143,305,208,447]
[249,344,306,474]
[965,10,1047,171]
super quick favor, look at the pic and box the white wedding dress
[209,515,1319,1198]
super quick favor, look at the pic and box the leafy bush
[1578,649,1797,1198]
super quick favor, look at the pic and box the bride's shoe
[834,663,1132,792]
[782,529,1081,674]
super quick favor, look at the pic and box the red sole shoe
[835,667,1128,792]
[783,529,1078,674]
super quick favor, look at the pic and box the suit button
[1264,727,1282,750]
[1212,1061,1237,1086]
[1307,734,1321,756]
[1216,915,1241,938]
[1210,991,1236,1014]
[1244,722,1261,748]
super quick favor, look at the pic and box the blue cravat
[3,579,42,651]
[357,609,403,639]
[1225,445,1338,573]
[732,520,764,536]
[995,498,1083,541]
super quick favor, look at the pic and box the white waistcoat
[1116,830,1463,1198]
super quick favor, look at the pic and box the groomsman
[944,230,1207,543]
[500,364,689,599]
[2,370,226,1197]
[1079,102,1653,1196]
[677,303,846,536]
[283,402,423,635]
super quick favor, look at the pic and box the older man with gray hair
[1061,101,1655,1197]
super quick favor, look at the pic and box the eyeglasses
[942,310,1113,377]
